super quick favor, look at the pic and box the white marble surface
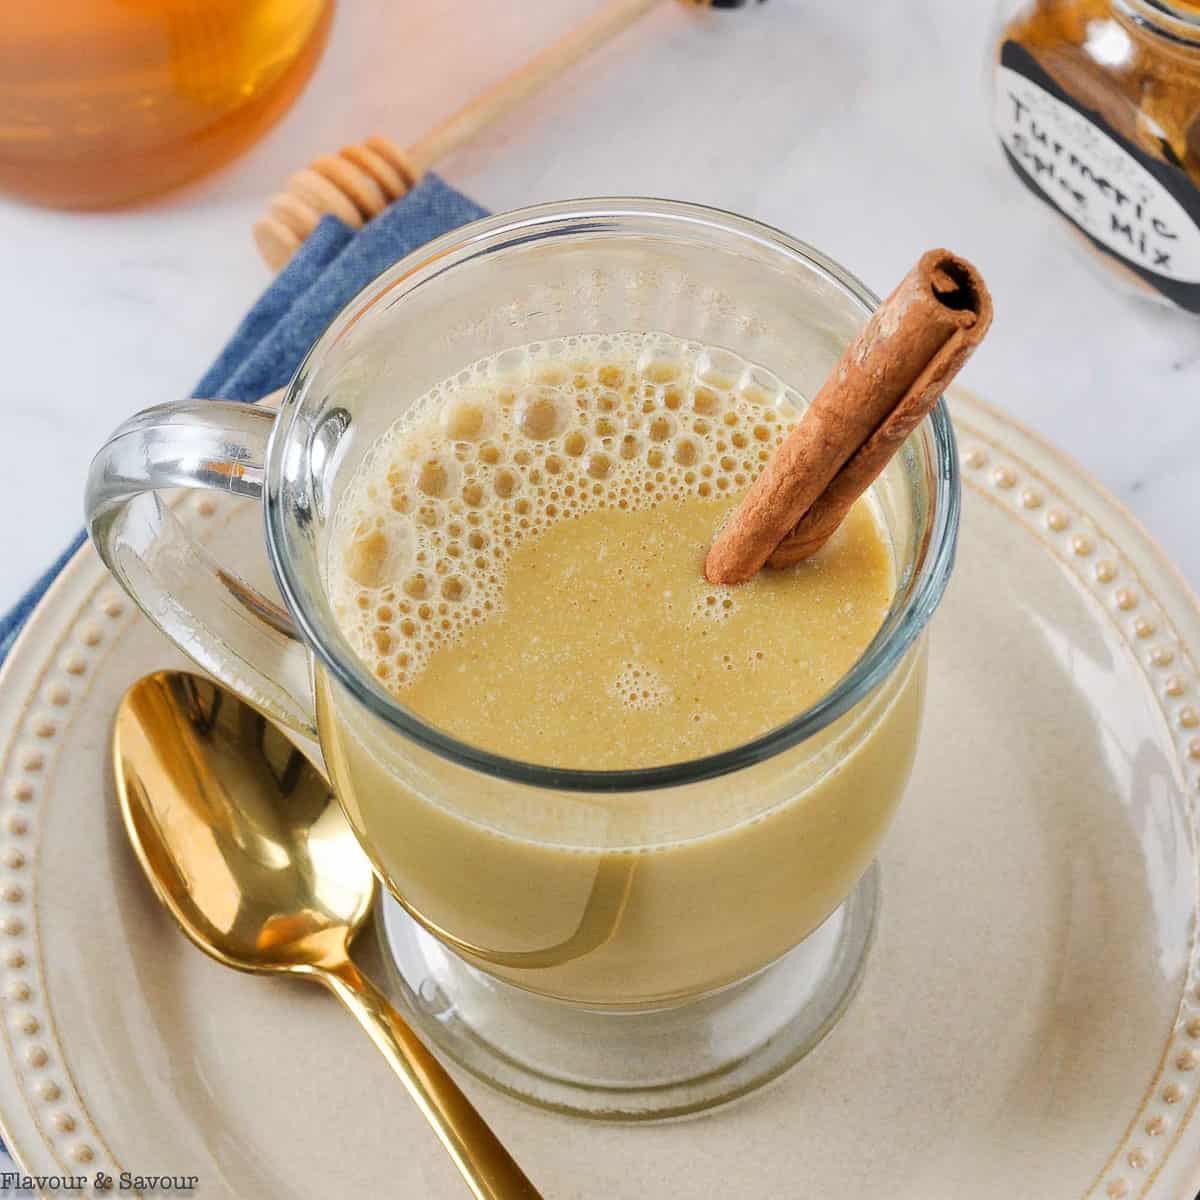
[3,0,1199,620]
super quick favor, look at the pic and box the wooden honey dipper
[254,0,765,270]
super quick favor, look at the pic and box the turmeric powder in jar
[993,0,1200,312]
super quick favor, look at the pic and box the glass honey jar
[0,0,333,210]
[992,0,1200,312]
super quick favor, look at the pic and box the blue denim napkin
[0,174,488,668]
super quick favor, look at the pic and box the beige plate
[1,390,1199,1199]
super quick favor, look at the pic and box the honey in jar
[993,0,1200,312]
[0,0,333,210]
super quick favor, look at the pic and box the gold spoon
[113,670,541,1200]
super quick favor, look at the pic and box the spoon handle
[320,959,543,1199]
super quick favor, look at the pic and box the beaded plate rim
[0,388,1196,1199]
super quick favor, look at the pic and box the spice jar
[992,0,1200,312]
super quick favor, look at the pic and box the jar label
[996,40,1200,312]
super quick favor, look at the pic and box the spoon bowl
[116,670,372,973]
[114,670,541,1200]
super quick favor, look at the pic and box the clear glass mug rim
[266,197,960,794]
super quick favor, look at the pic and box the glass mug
[86,199,959,1119]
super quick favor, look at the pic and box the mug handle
[84,397,317,737]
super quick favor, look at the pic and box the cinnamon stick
[704,249,992,585]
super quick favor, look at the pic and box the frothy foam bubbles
[329,333,801,690]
